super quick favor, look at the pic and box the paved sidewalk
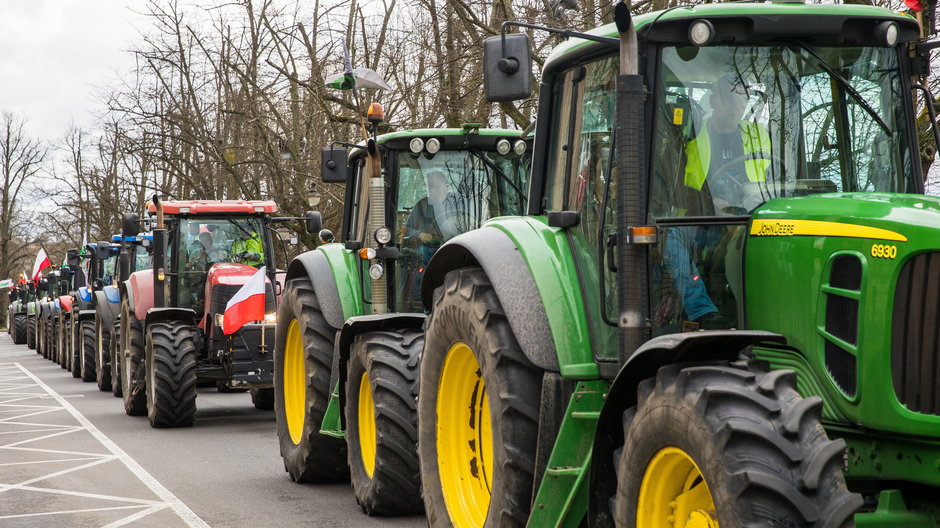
[0,334,208,528]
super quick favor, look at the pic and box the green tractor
[274,124,531,515]
[415,2,940,526]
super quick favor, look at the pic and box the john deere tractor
[118,198,288,427]
[274,123,531,515]
[413,2,940,527]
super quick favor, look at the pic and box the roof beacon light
[875,21,899,47]
[496,139,512,155]
[409,137,425,154]
[689,19,715,47]
[513,140,527,156]
[367,103,385,124]
[426,137,442,154]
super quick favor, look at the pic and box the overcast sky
[0,0,147,142]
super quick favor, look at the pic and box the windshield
[172,216,266,312]
[393,147,530,311]
[134,244,150,272]
[650,45,915,218]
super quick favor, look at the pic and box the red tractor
[117,197,298,427]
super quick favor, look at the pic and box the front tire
[613,361,862,527]
[111,319,123,397]
[346,330,423,516]
[120,300,146,416]
[80,320,96,382]
[145,322,198,428]
[274,277,348,483]
[96,316,112,391]
[250,388,275,410]
[27,316,36,350]
[13,314,27,344]
[419,268,541,528]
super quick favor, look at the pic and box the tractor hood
[203,263,274,322]
[750,193,940,244]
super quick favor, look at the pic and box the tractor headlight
[368,263,384,280]
[409,137,425,154]
[426,137,441,154]
[875,21,899,47]
[215,313,224,328]
[264,312,277,324]
[496,138,512,155]
[513,140,527,156]
[374,226,392,245]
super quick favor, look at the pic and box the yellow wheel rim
[358,372,377,478]
[637,447,718,528]
[283,318,306,445]
[436,342,492,528]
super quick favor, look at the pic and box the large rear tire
[27,316,36,350]
[80,320,96,382]
[274,277,348,483]
[613,360,863,527]
[346,330,423,516]
[96,316,112,391]
[120,300,146,416]
[111,319,123,397]
[145,322,198,428]
[70,319,81,377]
[13,314,27,345]
[419,267,541,528]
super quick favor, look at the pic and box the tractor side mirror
[95,242,112,260]
[321,147,349,183]
[122,213,140,237]
[66,249,80,268]
[483,33,532,102]
[304,211,323,234]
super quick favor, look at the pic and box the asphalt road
[0,333,426,528]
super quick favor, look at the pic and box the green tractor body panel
[484,216,603,378]
[746,193,940,487]
[316,242,365,320]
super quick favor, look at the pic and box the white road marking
[0,363,210,528]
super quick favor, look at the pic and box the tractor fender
[58,295,73,313]
[145,307,197,328]
[94,290,120,329]
[421,225,559,372]
[129,270,154,323]
[334,313,426,427]
[121,280,136,316]
[102,285,120,304]
[285,245,361,330]
[587,330,787,525]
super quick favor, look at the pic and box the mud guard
[421,226,559,372]
[284,248,350,330]
[94,290,121,330]
[587,330,786,526]
[332,313,426,429]
[144,307,197,328]
[129,270,153,323]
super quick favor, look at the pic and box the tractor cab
[145,200,279,326]
[321,126,532,313]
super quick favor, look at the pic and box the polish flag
[31,248,51,282]
[223,266,267,335]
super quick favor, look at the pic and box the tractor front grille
[209,284,276,315]
[892,252,940,415]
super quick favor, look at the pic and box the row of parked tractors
[9,1,940,525]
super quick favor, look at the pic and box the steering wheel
[707,152,785,213]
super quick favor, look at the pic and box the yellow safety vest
[684,121,772,191]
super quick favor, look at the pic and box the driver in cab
[684,73,772,214]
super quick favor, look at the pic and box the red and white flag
[223,266,267,335]
[31,248,51,282]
